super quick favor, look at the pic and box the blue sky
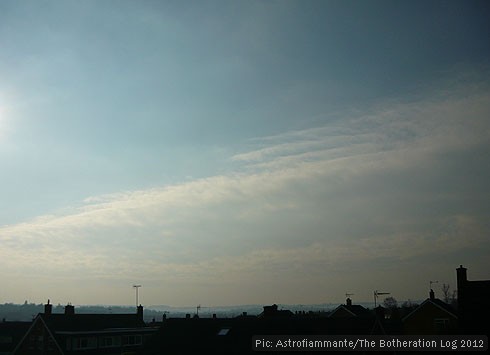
[1,0,489,307]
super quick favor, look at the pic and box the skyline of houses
[1,264,488,354]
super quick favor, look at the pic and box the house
[0,321,31,355]
[140,316,365,355]
[13,301,157,355]
[328,298,370,318]
[257,304,294,318]
[402,289,458,334]
[329,299,402,335]
[456,265,490,335]
[140,304,404,355]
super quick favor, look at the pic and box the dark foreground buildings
[1,264,488,354]
[456,264,490,335]
[402,289,458,334]
[0,321,31,355]
[140,301,404,355]
[12,303,156,355]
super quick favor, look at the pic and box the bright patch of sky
[1,0,489,307]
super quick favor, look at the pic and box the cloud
[1,80,489,304]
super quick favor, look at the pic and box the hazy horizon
[1,299,426,317]
[1,1,489,307]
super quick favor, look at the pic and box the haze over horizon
[1,1,489,307]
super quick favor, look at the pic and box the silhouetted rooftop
[0,321,31,353]
[141,315,402,355]
[329,304,370,318]
[402,298,457,323]
[39,313,146,332]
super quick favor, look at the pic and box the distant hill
[2,300,422,322]
[146,303,340,317]
[0,303,163,322]
[1,302,337,321]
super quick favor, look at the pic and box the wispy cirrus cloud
[233,86,490,169]
[1,80,489,305]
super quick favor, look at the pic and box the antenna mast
[373,290,390,308]
[133,285,142,308]
[429,280,438,291]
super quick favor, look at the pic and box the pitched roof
[141,316,402,354]
[40,313,146,332]
[14,312,151,355]
[0,321,32,353]
[402,298,457,322]
[329,304,370,317]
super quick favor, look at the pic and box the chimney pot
[457,265,468,285]
[137,304,143,321]
[44,300,52,315]
[64,304,75,315]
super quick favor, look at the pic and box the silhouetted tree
[451,290,458,308]
[441,283,451,303]
[401,300,412,308]
[401,300,418,318]
[383,297,398,309]
[382,297,399,319]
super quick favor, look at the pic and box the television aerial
[429,280,438,291]
[373,290,390,308]
[133,285,142,308]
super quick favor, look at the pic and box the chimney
[44,300,52,315]
[263,304,278,317]
[64,304,75,315]
[456,264,467,321]
[457,265,467,288]
[137,304,143,321]
[429,289,435,300]
[346,298,352,306]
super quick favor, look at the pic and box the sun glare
[0,104,9,140]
